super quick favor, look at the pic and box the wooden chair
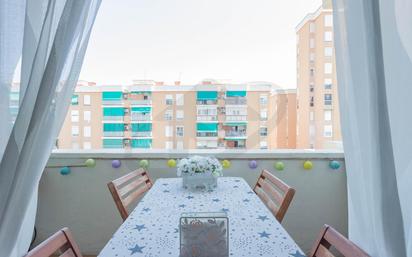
[107,168,153,221]
[253,169,295,222]
[309,225,370,257]
[25,227,82,257]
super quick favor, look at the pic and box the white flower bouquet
[177,156,223,190]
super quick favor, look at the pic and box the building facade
[295,0,342,149]
[57,80,297,150]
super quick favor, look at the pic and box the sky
[79,0,322,88]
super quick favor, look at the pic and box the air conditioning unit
[123,139,130,146]
[124,108,130,114]
[124,125,129,131]
[123,93,129,100]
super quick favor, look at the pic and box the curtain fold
[333,0,412,256]
[0,0,101,256]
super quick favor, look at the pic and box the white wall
[35,150,347,255]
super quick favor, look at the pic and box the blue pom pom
[60,166,71,175]
[329,160,341,170]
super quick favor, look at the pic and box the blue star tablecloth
[98,177,305,257]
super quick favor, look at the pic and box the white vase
[182,173,218,191]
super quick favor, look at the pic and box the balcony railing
[130,99,152,105]
[130,114,152,121]
[103,116,124,121]
[131,131,152,137]
[225,98,247,105]
[196,100,217,105]
[226,115,247,121]
[103,131,124,137]
[196,132,218,137]
[102,100,123,105]
[197,116,218,121]
[225,131,247,137]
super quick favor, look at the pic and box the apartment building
[295,0,342,149]
[57,80,297,150]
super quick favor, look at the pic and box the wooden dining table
[98,177,305,257]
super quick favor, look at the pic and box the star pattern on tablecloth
[212,198,220,202]
[128,244,145,254]
[258,231,271,238]
[178,204,186,208]
[133,224,146,231]
[142,208,150,212]
[257,215,268,221]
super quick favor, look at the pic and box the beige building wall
[296,0,341,149]
[57,81,296,150]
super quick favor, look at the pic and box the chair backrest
[309,225,370,257]
[253,169,295,222]
[25,227,82,257]
[107,168,153,221]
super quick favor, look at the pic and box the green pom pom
[85,158,96,168]
[303,160,313,170]
[167,159,176,168]
[139,159,149,169]
[275,161,285,171]
[60,166,71,175]
[222,160,231,169]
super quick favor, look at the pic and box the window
[165,141,173,149]
[310,96,314,107]
[176,94,184,106]
[324,125,333,137]
[324,14,333,27]
[324,78,333,89]
[83,126,91,137]
[164,110,173,120]
[71,110,79,122]
[310,68,315,77]
[84,111,91,122]
[309,53,315,62]
[260,141,268,149]
[176,110,184,120]
[324,63,333,74]
[71,95,79,105]
[165,95,173,105]
[324,31,333,42]
[309,22,316,33]
[260,110,268,121]
[260,127,268,136]
[176,126,184,137]
[310,111,314,121]
[324,94,332,105]
[259,94,268,105]
[83,142,91,149]
[310,38,315,48]
[165,126,173,137]
[324,47,333,57]
[310,84,314,92]
[83,95,91,105]
[71,126,79,136]
[324,110,332,121]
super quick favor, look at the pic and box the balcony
[102,100,123,105]
[225,97,247,105]
[131,131,152,137]
[225,130,247,138]
[103,131,124,137]
[130,99,152,105]
[36,149,346,255]
[226,115,247,122]
[197,115,218,121]
[130,114,152,121]
[102,116,124,121]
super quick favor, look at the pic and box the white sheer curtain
[333,0,412,256]
[0,0,101,256]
